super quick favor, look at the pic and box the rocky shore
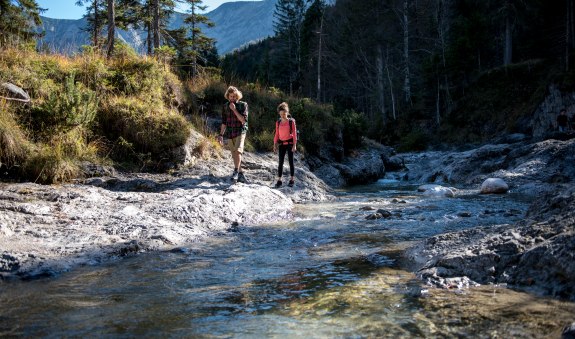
[400,137,575,301]
[1,133,574,306]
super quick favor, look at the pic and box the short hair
[224,86,243,100]
[277,102,289,113]
[560,108,567,113]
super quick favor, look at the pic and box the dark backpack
[276,117,299,144]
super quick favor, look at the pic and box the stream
[1,180,574,338]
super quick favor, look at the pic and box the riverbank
[400,137,575,301]
[0,150,337,280]
[1,136,574,305]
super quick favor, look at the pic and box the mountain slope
[37,0,276,55]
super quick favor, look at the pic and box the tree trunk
[377,45,386,125]
[153,0,160,50]
[386,47,397,121]
[504,13,512,66]
[106,0,115,58]
[147,1,152,55]
[316,12,323,103]
[567,0,572,71]
[403,0,411,105]
[93,0,99,47]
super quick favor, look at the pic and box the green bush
[100,97,190,160]
[31,73,98,135]
[339,109,366,152]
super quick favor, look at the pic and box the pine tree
[274,0,309,95]
[0,0,43,47]
[180,0,215,77]
[76,0,107,48]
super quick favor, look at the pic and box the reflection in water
[0,182,573,337]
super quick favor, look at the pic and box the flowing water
[1,180,574,338]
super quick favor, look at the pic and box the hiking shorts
[226,134,246,154]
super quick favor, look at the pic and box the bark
[504,13,512,66]
[153,0,160,49]
[106,0,115,58]
[377,45,386,124]
[316,12,323,103]
[93,0,99,47]
[147,1,152,55]
[403,0,412,105]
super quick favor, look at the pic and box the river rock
[480,178,509,194]
[417,184,456,197]
[402,138,575,198]
[403,185,575,301]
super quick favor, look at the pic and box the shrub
[24,145,80,184]
[339,109,366,152]
[31,73,98,135]
[0,106,30,168]
[100,97,190,160]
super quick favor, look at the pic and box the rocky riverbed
[400,137,575,302]
[1,135,574,306]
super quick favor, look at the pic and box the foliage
[31,73,98,135]
[0,0,43,47]
[0,46,192,181]
[0,105,30,169]
[338,109,366,153]
[99,96,190,161]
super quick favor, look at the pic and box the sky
[35,0,255,19]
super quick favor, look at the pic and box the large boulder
[480,178,509,194]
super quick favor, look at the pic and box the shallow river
[1,180,574,338]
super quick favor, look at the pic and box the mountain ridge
[37,0,276,55]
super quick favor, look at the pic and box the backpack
[276,117,299,144]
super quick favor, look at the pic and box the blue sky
[36,0,255,19]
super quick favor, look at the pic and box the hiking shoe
[237,172,249,184]
[288,179,295,187]
[274,180,282,188]
[231,169,239,182]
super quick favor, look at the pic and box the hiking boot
[288,179,295,187]
[274,180,282,188]
[237,172,248,184]
[231,169,239,182]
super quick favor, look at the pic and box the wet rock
[376,209,392,218]
[458,211,472,217]
[418,184,456,198]
[480,178,509,194]
[383,155,405,171]
[118,240,141,256]
[404,186,575,301]
[366,213,383,220]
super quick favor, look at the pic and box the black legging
[277,144,294,178]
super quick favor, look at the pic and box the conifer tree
[178,0,215,77]
[0,0,43,47]
[76,0,106,48]
[274,0,309,95]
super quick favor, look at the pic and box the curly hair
[224,86,243,100]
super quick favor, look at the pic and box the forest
[223,0,575,147]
